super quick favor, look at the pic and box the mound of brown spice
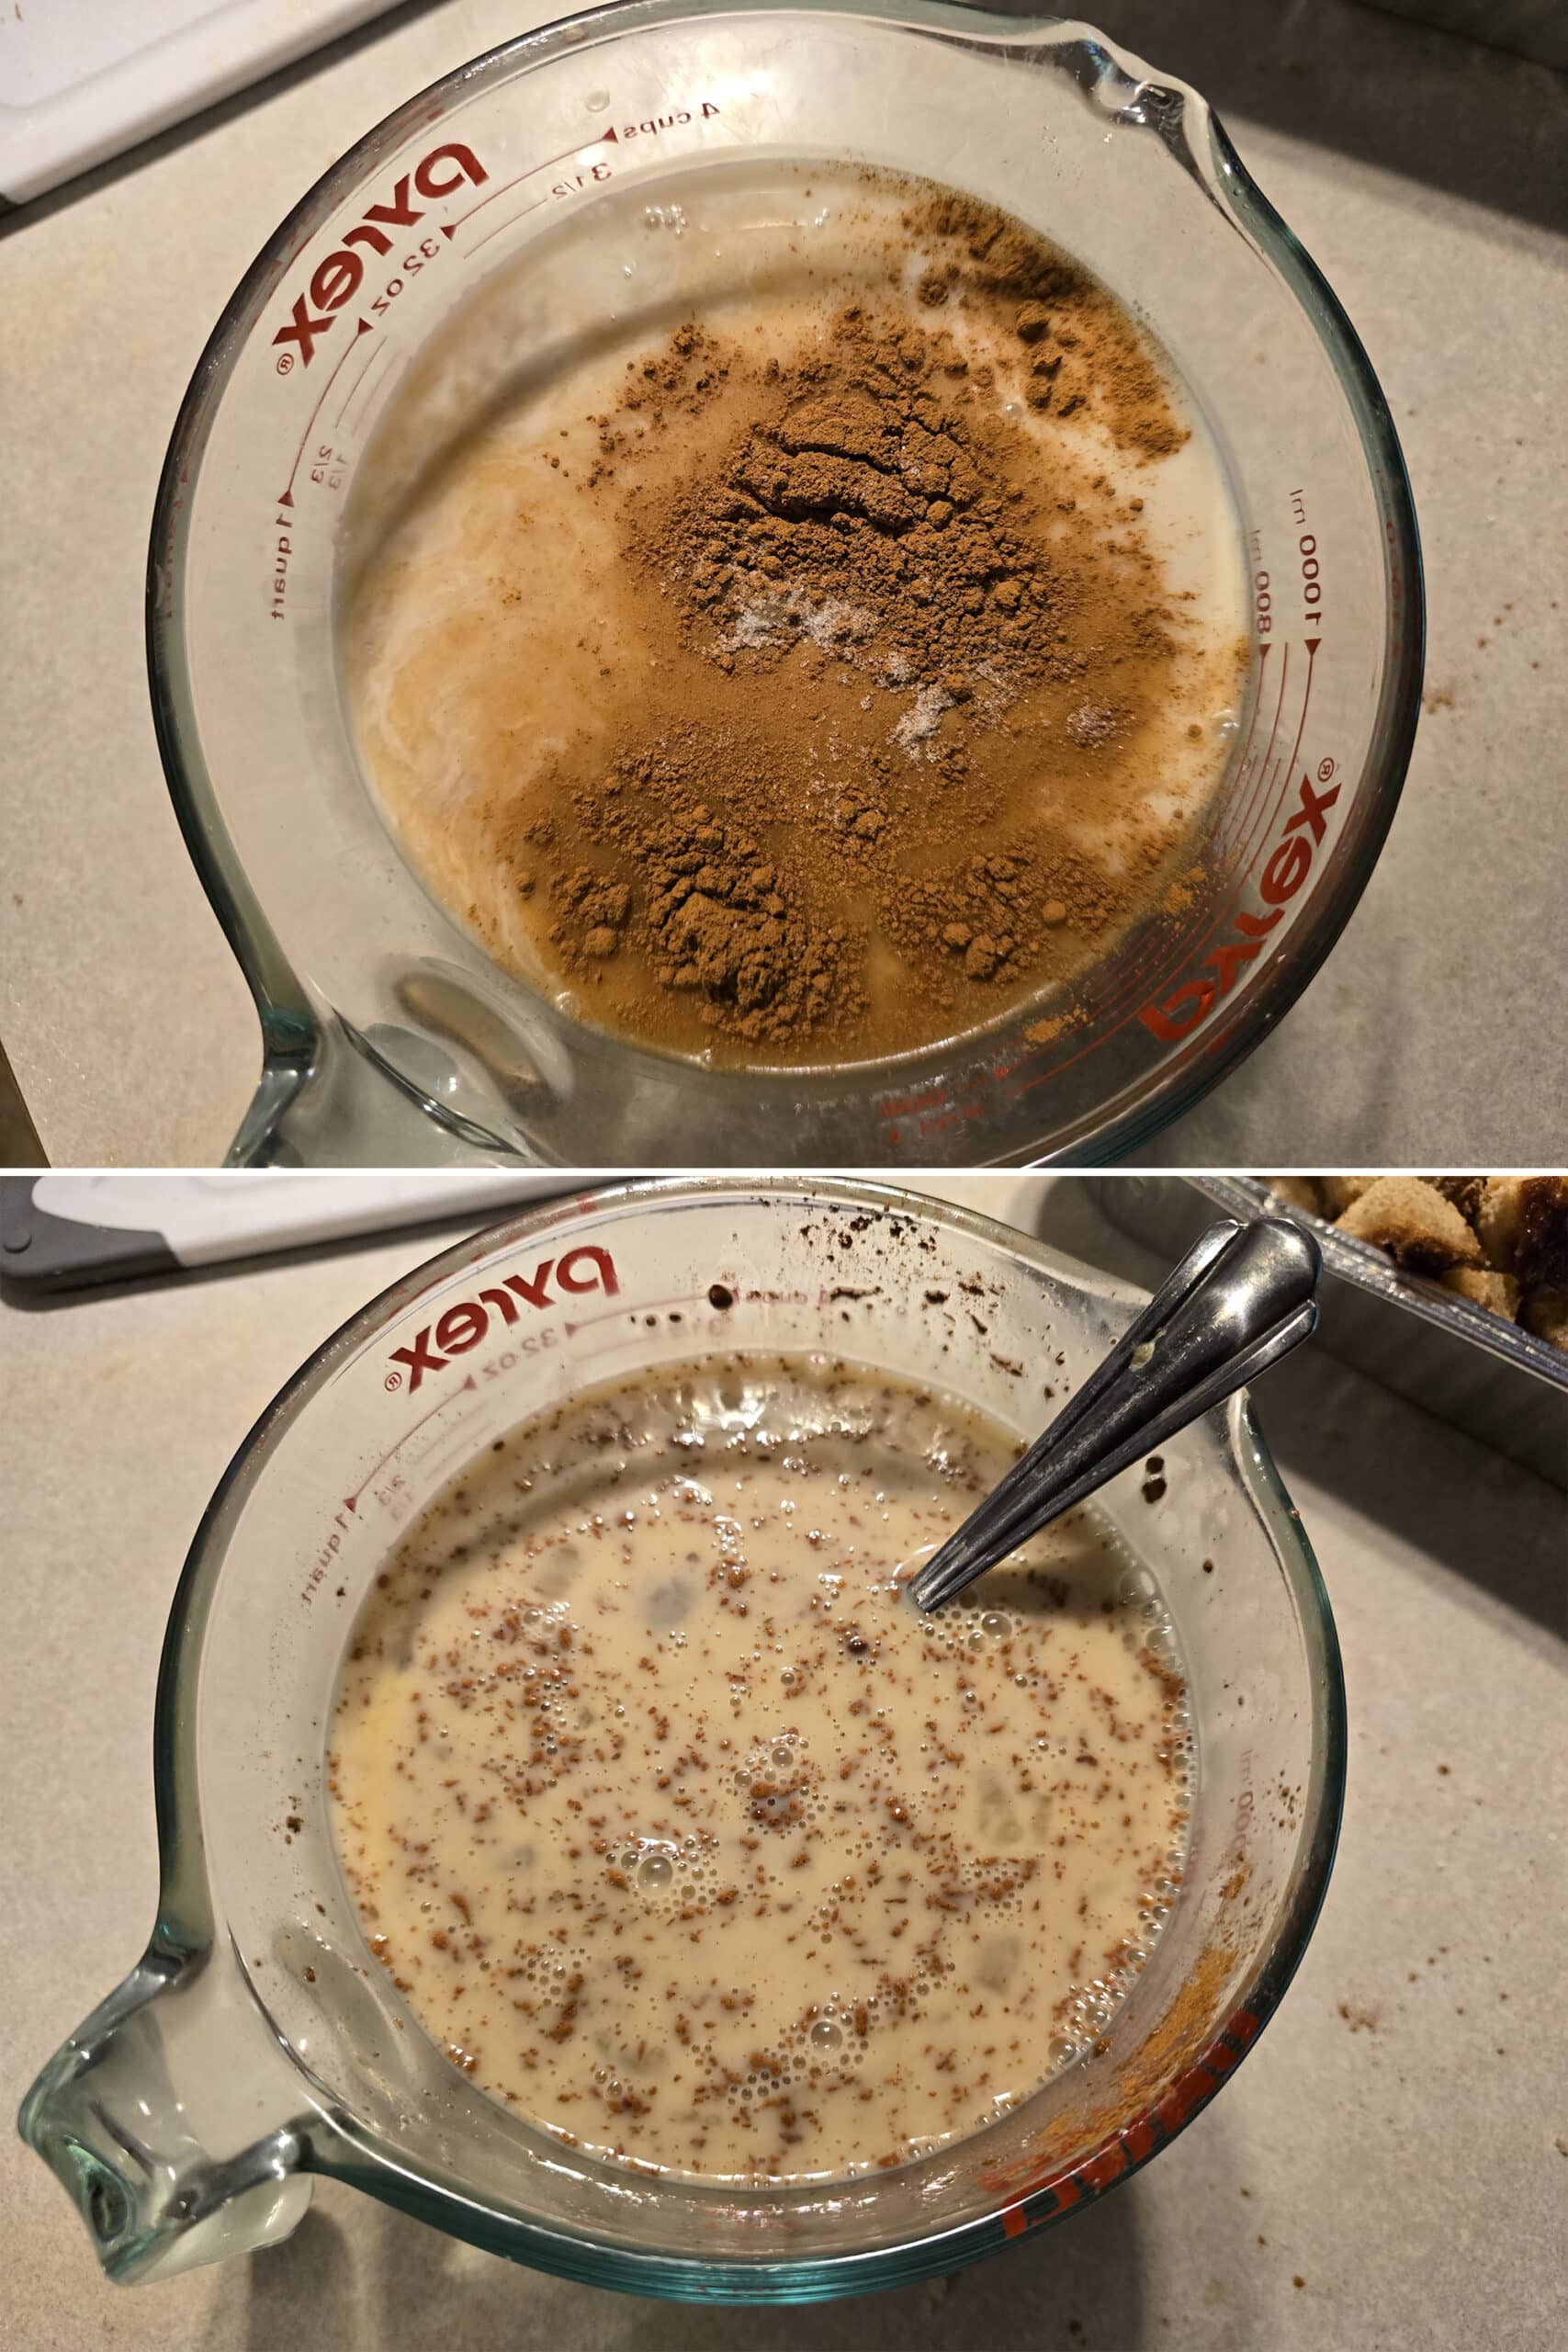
[475,183,1240,1063]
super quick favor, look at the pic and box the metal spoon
[906,1216,1321,1613]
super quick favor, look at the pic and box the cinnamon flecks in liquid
[330,1357,1191,2181]
[344,164,1248,1065]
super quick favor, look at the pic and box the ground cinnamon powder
[466,180,1242,1063]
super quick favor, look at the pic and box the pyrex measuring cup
[21,1178,1344,2298]
[146,6,1419,1166]
[152,2,1429,1166]
[151,2,1421,1168]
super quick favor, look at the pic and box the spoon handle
[908,1217,1320,1611]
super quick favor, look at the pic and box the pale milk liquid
[331,1356,1192,2181]
[339,160,1251,1040]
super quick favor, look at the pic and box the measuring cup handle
[231,1008,525,1167]
[17,1939,313,2283]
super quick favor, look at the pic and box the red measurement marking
[278,315,369,505]
[1216,643,1290,865]
[1197,640,1298,929]
[1132,642,1302,1026]
[561,1292,699,1339]
[465,192,552,260]
[1248,640,1291,814]
[1150,643,1292,990]
[1090,644,1279,1011]
[1070,639,1277,1038]
[344,1372,477,1511]
[1107,641,1299,1042]
[442,136,609,241]
[1223,635,1319,910]
[1215,640,1272,856]
[344,349,399,437]
[1009,642,1306,1102]
[1280,637,1321,791]
[335,333,388,428]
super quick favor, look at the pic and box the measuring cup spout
[17,1938,314,2284]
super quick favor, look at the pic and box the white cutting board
[0,0,401,203]
[12,1170,570,1284]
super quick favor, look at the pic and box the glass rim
[151,1173,1347,2294]
[145,0,1423,1165]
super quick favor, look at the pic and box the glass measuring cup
[20,1177,1345,2296]
[150,1,1421,1167]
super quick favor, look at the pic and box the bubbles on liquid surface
[1144,1620,1179,1668]
[611,1834,721,1913]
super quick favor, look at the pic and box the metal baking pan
[1100,1176,1568,1490]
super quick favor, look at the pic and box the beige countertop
[3,1171,1564,2349]
[1,0,1566,1167]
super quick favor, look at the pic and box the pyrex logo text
[1137,770,1341,1043]
[273,141,487,367]
[388,1249,619,1390]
